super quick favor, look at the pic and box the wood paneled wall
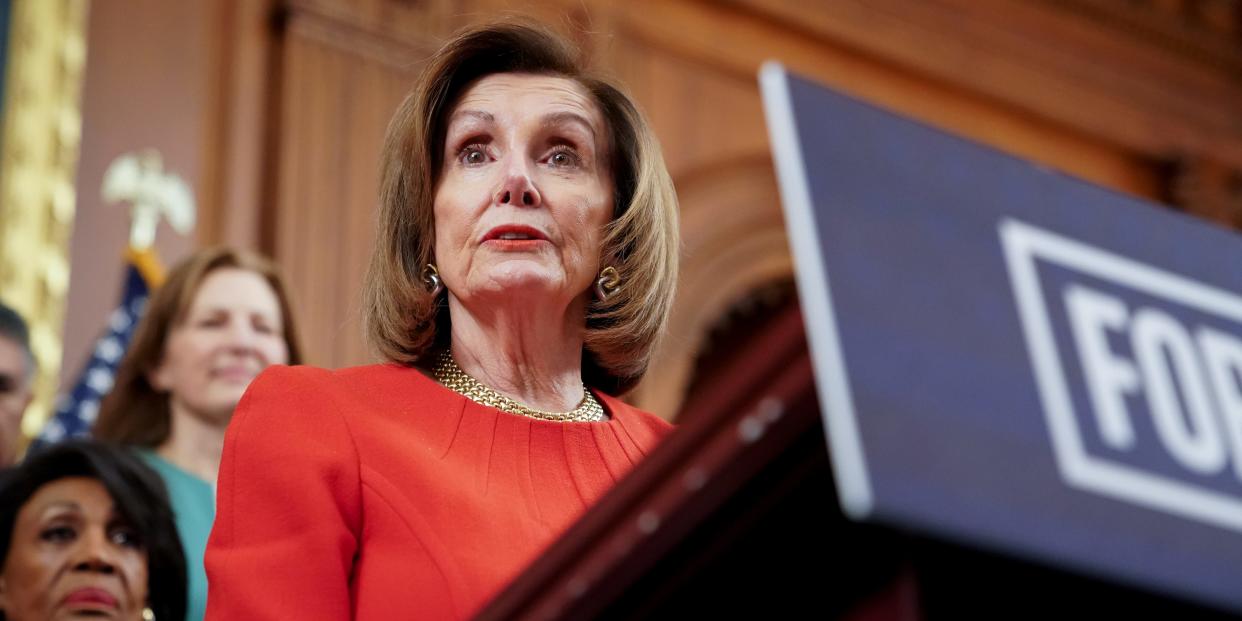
[183,0,1242,419]
[63,0,215,389]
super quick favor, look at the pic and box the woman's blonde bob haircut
[94,247,304,447]
[364,21,679,394]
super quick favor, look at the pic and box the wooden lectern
[476,297,1237,620]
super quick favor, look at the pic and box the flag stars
[86,367,114,394]
[79,399,100,423]
[96,336,124,363]
[41,420,65,443]
[109,308,133,332]
[36,262,153,451]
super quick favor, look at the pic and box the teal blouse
[139,451,213,621]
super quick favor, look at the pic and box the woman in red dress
[204,20,680,620]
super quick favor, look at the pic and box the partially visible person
[93,248,303,621]
[0,439,186,621]
[0,302,35,468]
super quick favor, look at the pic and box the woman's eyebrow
[541,111,596,141]
[39,501,82,518]
[449,109,494,126]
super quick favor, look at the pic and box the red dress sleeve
[204,365,361,619]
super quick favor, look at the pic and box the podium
[477,298,1236,620]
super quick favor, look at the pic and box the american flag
[32,250,161,449]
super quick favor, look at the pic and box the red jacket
[205,363,672,620]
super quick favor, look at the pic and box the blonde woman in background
[95,247,303,621]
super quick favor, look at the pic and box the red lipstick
[63,587,119,608]
[481,225,549,250]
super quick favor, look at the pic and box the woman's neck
[447,294,587,412]
[156,403,227,486]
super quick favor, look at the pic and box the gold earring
[594,266,621,301]
[421,263,444,296]
[142,606,156,621]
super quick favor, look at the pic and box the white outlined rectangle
[1000,218,1242,533]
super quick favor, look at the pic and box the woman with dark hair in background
[205,20,679,621]
[0,440,186,620]
[93,247,303,621]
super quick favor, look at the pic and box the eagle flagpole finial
[101,149,196,250]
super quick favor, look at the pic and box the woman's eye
[40,525,76,542]
[459,146,488,165]
[109,527,142,549]
[548,149,580,168]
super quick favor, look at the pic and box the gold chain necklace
[432,350,606,423]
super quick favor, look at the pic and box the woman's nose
[222,319,260,352]
[493,160,541,208]
[72,530,117,573]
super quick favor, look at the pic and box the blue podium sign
[761,63,1242,610]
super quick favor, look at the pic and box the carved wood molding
[283,1,438,70]
[1165,156,1242,227]
[707,0,1242,170]
[1058,0,1242,70]
[631,156,792,417]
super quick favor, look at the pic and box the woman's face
[433,73,614,310]
[0,477,147,620]
[151,268,289,425]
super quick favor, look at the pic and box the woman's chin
[472,267,569,299]
[192,391,249,424]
